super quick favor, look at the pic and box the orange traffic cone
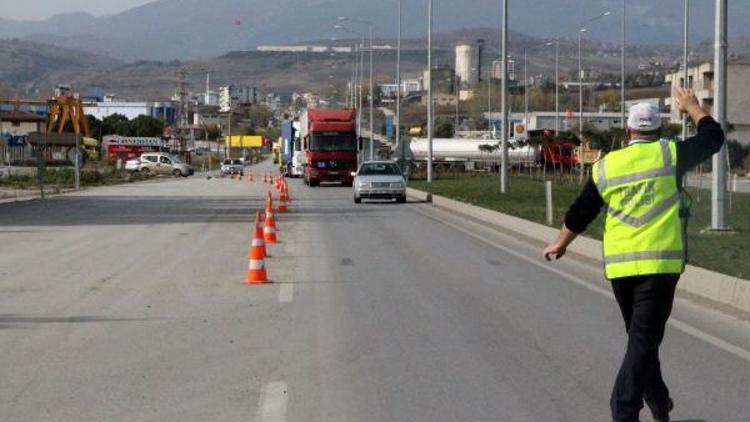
[264,209,278,244]
[283,183,292,203]
[250,210,267,259]
[245,252,269,284]
[265,191,274,214]
[278,192,288,213]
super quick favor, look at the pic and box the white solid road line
[257,381,288,422]
[278,284,294,303]
[408,205,750,364]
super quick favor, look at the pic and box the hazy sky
[0,0,156,21]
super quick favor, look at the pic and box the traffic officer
[543,87,725,422]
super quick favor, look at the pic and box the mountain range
[0,0,748,61]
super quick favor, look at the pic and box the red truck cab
[301,109,359,186]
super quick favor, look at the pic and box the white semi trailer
[407,138,540,172]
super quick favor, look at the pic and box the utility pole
[427,0,434,183]
[500,0,509,193]
[711,0,728,230]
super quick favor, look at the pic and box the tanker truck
[406,138,541,172]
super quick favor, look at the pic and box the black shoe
[647,397,673,422]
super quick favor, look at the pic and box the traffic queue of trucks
[275,108,599,182]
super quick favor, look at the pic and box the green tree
[434,116,455,138]
[130,115,166,137]
[101,114,130,137]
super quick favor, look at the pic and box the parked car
[352,161,407,204]
[221,159,244,177]
[139,153,194,177]
[124,157,141,172]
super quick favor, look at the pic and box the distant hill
[0,27,705,102]
[0,39,119,96]
[0,0,748,61]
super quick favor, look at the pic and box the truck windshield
[310,133,357,152]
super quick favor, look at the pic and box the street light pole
[368,23,374,160]
[711,0,728,230]
[578,28,585,136]
[427,0,434,183]
[524,48,529,128]
[554,40,560,134]
[682,0,690,141]
[397,0,403,171]
[500,0,509,193]
[621,0,627,132]
[337,17,374,160]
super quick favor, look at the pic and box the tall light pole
[578,28,586,136]
[338,17,374,160]
[427,0,434,183]
[335,24,366,157]
[524,48,529,129]
[500,0,508,193]
[621,0,627,133]
[397,0,403,171]
[546,40,560,134]
[712,0,728,230]
[682,0,690,141]
[578,11,612,135]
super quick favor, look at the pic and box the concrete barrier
[408,187,750,313]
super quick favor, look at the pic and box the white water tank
[455,44,478,87]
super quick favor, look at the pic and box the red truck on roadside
[300,108,359,186]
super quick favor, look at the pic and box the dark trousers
[610,274,679,422]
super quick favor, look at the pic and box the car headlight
[357,182,371,188]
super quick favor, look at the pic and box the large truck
[279,121,296,175]
[299,109,358,186]
[407,138,540,172]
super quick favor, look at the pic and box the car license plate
[374,190,388,194]
[328,171,339,175]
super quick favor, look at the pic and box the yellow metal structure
[47,96,92,138]
[0,95,93,138]
[225,135,264,148]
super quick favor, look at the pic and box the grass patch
[0,167,155,191]
[411,173,750,280]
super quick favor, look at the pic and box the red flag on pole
[233,19,242,26]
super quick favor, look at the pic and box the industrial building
[219,85,257,112]
[485,111,668,135]
[379,78,425,98]
[492,59,516,81]
[665,59,750,144]
[83,98,177,125]
[0,111,45,137]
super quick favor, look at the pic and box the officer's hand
[673,87,700,113]
[543,242,567,261]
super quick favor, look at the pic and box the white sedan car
[352,161,407,204]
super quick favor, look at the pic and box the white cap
[627,103,661,132]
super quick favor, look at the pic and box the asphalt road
[0,162,748,422]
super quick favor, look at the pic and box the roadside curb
[407,187,750,313]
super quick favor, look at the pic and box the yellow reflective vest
[592,140,685,279]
